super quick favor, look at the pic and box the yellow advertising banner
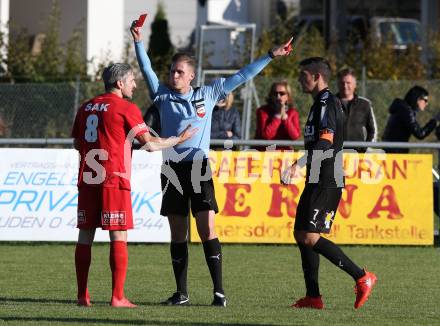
[190,151,433,245]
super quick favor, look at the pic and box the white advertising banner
[0,148,170,242]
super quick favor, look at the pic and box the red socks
[109,241,128,301]
[76,241,134,307]
[75,243,92,306]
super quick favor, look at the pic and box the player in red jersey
[72,63,196,308]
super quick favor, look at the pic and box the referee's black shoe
[211,292,227,307]
[161,292,190,306]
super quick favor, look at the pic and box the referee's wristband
[268,49,275,59]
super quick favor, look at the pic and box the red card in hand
[135,13,148,27]
[284,36,294,53]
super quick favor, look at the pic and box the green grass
[0,243,439,325]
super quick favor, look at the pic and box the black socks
[313,237,365,281]
[170,241,188,295]
[203,238,224,294]
[171,239,225,296]
[298,244,321,297]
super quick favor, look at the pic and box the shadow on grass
[0,297,77,304]
[135,301,219,307]
[0,297,297,325]
[0,316,285,326]
[0,297,155,306]
[0,297,218,307]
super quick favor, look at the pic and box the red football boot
[291,295,324,309]
[354,270,377,309]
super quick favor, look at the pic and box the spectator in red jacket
[255,80,301,150]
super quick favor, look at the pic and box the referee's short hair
[102,63,133,92]
[299,57,332,83]
[171,52,196,71]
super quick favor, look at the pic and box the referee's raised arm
[223,37,294,94]
[130,21,160,99]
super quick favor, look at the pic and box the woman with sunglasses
[255,80,301,150]
[383,85,440,153]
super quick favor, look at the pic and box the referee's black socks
[313,237,365,281]
[203,238,224,294]
[170,241,189,296]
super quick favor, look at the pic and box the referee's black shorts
[160,159,219,217]
[294,184,342,234]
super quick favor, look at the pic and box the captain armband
[319,128,334,144]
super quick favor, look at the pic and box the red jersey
[71,93,148,190]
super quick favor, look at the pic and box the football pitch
[0,243,439,325]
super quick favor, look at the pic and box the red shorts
[77,186,133,230]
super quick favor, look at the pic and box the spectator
[383,86,440,153]
[0,114,6,137]
[255,81,300,150]
[211,92,241,147]
[434,127,440,217]
[336,68,377,151]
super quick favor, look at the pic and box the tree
[64,26,88,80]
[255,14,327,81]
[3,0,88,83]
[4,27,37,82]
[33,0,63,81]
[255,14,428,81]
[148,2,174,82]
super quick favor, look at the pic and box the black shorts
[160,159,219,216]
[294,184,342,234]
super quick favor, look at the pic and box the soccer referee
[131,19,293,307]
